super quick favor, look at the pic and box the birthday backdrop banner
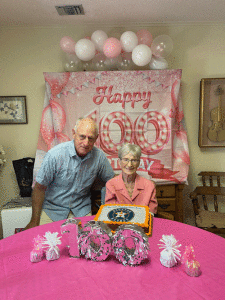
[33,69,190,184]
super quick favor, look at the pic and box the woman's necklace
[124,181,135,198]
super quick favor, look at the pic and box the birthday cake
[94,204,152,236]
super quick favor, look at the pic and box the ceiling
[1,0,225,27]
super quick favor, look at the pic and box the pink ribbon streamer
[40,100,70,150]
[170,80,190,179]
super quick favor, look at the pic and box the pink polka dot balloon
[103,37,122,58]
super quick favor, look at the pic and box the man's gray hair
[74,117,99,136]
[118,143,141,160]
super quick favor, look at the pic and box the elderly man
[25,118,114,229]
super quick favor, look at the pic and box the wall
[1,23,225,238]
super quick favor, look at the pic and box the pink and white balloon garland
[60,29,174,71]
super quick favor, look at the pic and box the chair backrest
[191,172,225,212]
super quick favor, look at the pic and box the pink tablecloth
[0,216,225,300]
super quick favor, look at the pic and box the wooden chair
[190,172,225,235]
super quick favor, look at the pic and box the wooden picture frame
[199,78,225,147]
[0,96,27,124]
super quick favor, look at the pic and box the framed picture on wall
[199,78,225,147]
[0,96,28,124]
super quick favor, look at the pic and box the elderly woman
[105,143,158,214]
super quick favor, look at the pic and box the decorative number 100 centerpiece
[61,204,151,266]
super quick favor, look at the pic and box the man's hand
[24,219,39,230]
[24,182,47,230]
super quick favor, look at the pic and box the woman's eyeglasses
[121,158,140,165]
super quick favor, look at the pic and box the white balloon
[64,53,83,71]
[64,62,83,72]
[92,53,108,71]
[132,44,152,66]
[91,30,108,52]
[65,53,80,63]
[151,35,173,58]
[105,56,121,71]
[120,31,138,52]
[117,52,135,70]
[75,39,96,61]
[82,60,93,71]
[149,56,168,70]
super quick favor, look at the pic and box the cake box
[94,204,152,236]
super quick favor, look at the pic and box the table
[0,216,225,300]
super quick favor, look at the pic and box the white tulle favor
[158,234,181,268]
[42,231,62,261]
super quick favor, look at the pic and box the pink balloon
[136,29,153,47]
[103,38,122,58]
[60,36,76,54]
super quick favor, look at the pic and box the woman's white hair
[118,143,141,160]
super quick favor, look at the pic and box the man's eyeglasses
[78,134,96,143]
[121,158,140,165]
